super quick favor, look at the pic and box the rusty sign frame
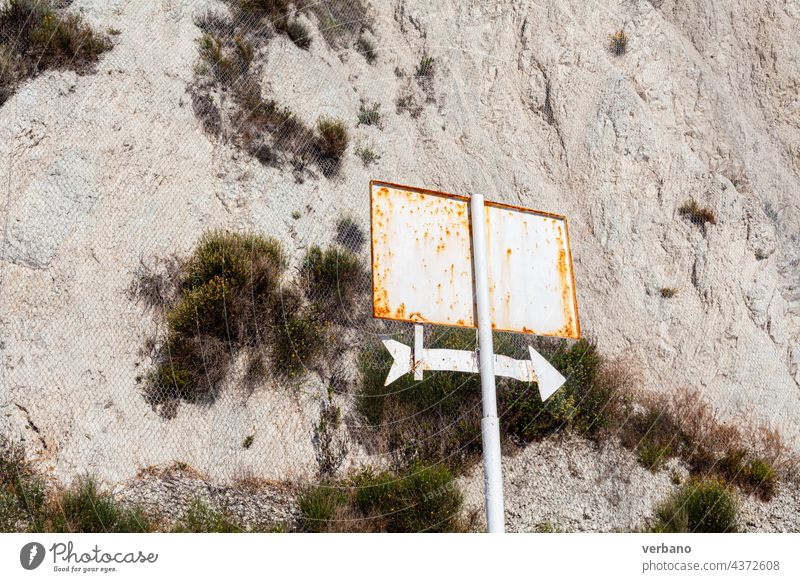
[369,180,581,339]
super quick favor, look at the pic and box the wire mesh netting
[1,0,799,534]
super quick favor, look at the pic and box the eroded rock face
[0,0,798,491]
[4,154,98,269]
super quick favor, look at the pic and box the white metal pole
[469,193,505,533]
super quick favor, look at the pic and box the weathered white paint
[371,181,580,338]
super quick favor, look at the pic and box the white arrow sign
[381,332,566,401]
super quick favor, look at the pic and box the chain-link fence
[2,0,799,533]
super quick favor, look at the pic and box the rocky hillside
[1,0,799,531]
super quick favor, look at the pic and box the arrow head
[381,339,412,386]
[527,346,566,401]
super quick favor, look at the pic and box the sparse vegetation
[313,396,347,478]
[357,101,382,128]
[356,143,381,166]
[291,210,302,219]
[243,434,255,449]
[298,463,468,532]
[49,478,154,533]
[679,199,717,227]
[1,446,154,534]
[660,287,678,298]
[395,85,423,118]
[302,244,367,320]
[356,34,377,64]
[0,0,111,106]
[356,329,519,468]
[654,477,739,533]
[415,53,435,80]
[334,215,366,253]
[172,499,243,533]
[415,53,436,99]
[316,116,350,162]
[618,387,790,502]
[721,450,778,501]
[192,8,365,176]
[299,0,371,47]
[501,338,628,441]
[0,45,19,103]
[608,30,627,56]
[284,19,311,49]
[1,438,46,531]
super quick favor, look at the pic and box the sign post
[370,180,581,532]
[470,192,505,533]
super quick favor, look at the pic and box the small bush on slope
[302,244,366,320]
[608,30,627,56]
[654,477,739,533]
[140,231,370,414]
[298,463,468,532]
[0,0,110,105]
[145,231,327,413]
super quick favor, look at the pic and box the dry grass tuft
[679,199,717,226]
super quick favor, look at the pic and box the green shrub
[740,457,778,501]
[31,12,110,66]
[316,116,349,160]
[501,338,623,441]
[660,287,678,298]
[145,232,288,410]
[357,101,382,128]
[654,477,739,533]
[143,233,363,412]
[168,275,231,339]
[638,438,674,471]
[270,307,326,378]
[183,231,285,291]
[298,463,466,533]
[679,199,717,226]
[355,329,494,467]
[172,499,243,533]
[197,33,253,84]
[302,244,366,318]
[50,479,153,533]
[297,484,347,533]
[608,30,627,56]
[719,454,778,501]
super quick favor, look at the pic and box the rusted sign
[370,181,580,339]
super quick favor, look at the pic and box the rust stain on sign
[370,180,580,339]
